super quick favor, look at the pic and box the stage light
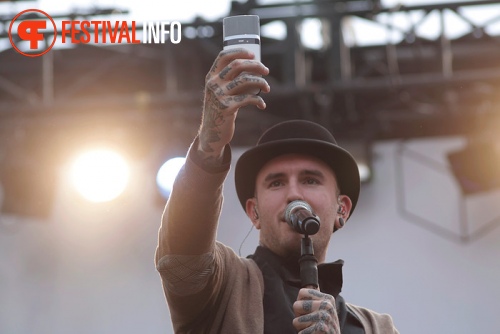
[357,162,372,183]
[156,157,186,199]
[69,149,130,202]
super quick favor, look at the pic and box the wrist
[197,145,225,165]
[198,128,226,156]
[194,136,227,168]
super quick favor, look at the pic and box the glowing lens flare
[156,157,186,199]
[70,149,130,202]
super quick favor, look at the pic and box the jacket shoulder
[346,303,399,334]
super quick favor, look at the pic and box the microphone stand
[299,234,318,289]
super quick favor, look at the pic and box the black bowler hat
[235,120,360,218]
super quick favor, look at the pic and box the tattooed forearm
[199,131,217,153]
[199,88,228,158]
[199,48,262,163]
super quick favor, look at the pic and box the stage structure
[0,0,499,224]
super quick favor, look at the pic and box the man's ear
[338,195,353,221]
[245,197,261,229]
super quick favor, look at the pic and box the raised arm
[198,48,269,164]
[156,49,270,259]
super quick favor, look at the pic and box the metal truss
[0,0,500,147]
[1,0,500,220]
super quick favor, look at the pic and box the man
[155,48,398,333]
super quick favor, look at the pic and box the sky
[23,0,498,23]
[1,0,499,49]
[3,0,231,22]
[2,0,498,26]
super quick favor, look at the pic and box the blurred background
[1,0,500,333]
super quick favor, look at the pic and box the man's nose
[286,180,304,204]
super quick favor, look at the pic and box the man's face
[246,153,343,262]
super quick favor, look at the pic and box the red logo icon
[9,9,57,57]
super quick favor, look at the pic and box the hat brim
[235,138,360,218]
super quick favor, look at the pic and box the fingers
[198,48,269,156]
[293,293,335,318]
[207,48,266,78]
[224,72,269,95]
[292,289,339,333]
[205,48,270,109]
[205,90,266,113]
[296,288,334,307]
[293,300,336,330]
[218,59,269,82]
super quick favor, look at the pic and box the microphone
[284,200,321,235]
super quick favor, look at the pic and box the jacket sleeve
[347,303,400,334]
[155,136,231,261]
[157,243,265,333]
[155,137,232,329]
[157,243,229,332]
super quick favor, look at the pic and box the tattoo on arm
[199,88,228,160]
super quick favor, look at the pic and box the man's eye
[304,178,319,185]
[270,180,283,188]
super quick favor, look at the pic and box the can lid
[223,15,260,38]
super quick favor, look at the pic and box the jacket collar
[251,246,344,297]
